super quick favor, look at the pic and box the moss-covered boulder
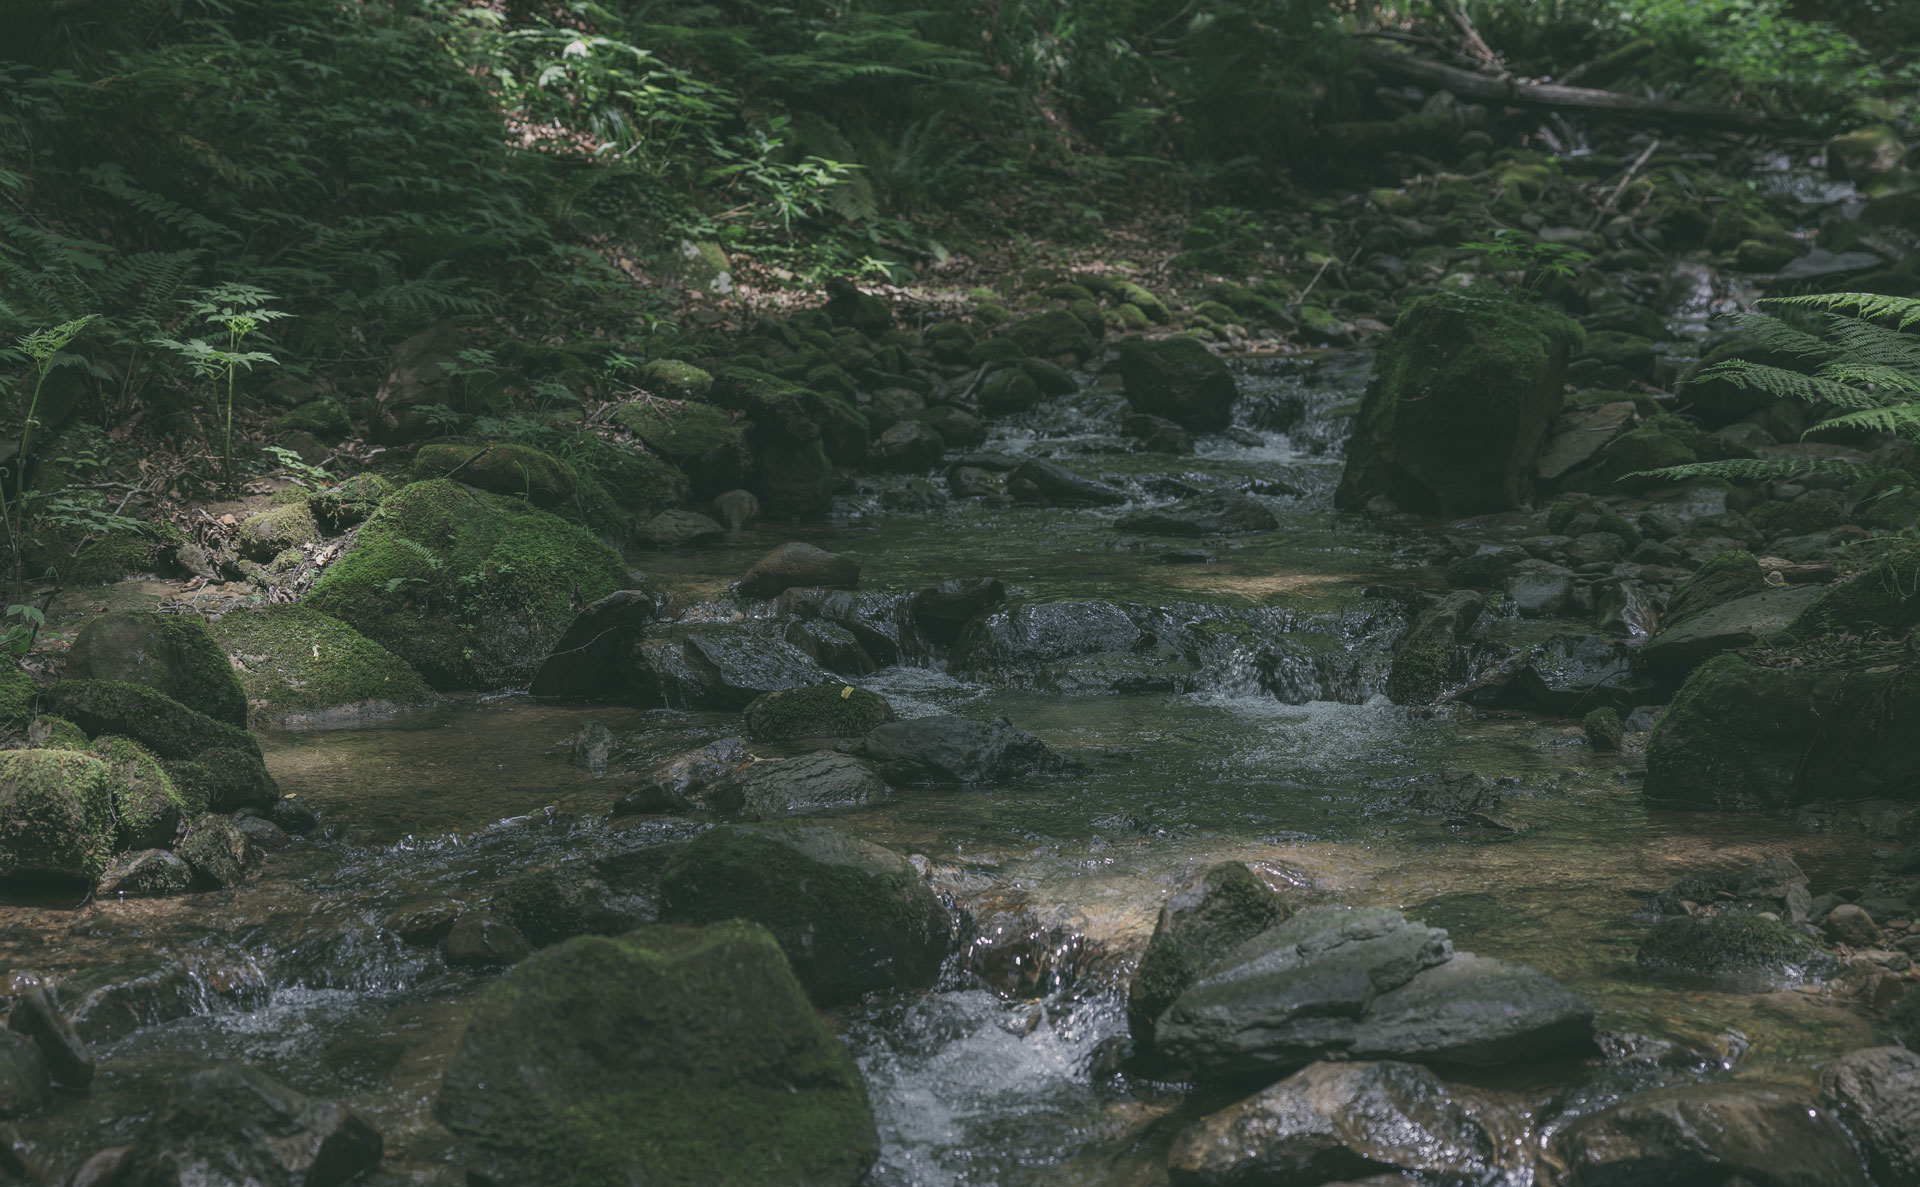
[234,502,320,562]
[212,604,438,727]
[742,684,895,741]
[64,611,249,728]
[1128,862,1289,1051]
[1000,309,1095,364]
[1665,550,1764,625]
[613,401,750,496]
[1117,336,1238,432]
[308,473,397,533]
[268,397,351,439]
[709,368,834,518]
[175,812,251,888]
[89,736,194,849]
[1335,289,1583,515]
[660,823,949,1006]
[1387,591,1483,705]
[1637,911,1835,981]
[568,432,688,521]
[0,749,114,885]
[1790,551,1920,639]
[164,747,276,812]
[411,442,579,508]
[0,664,35,730]
[435,921,878,1187]
[639,358,714,401]
[42,679,259,761]
[307,480,626,689]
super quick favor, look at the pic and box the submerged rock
[113,1062,382,1187]
[1636,911,1836,983]
[441,912,532,968]
[659,823,949,1005]
[737,542,860,599]
[1114,492,1278,537]
[705,751,890,819]
[612,737,747,814]
[636,508,727,549]
[1129,863,1290,1050]
[436,922,877,1187]
[1551,1082,1867,1187]
[1167,1060,1531,1187]
[489,861,655,948]
[743,683,895,740]
[65,610,248,727]
[859,715,1070,785]
[7,977,93,1089]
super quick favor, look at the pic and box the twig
[1588,137,1660,229]
[1442,1,1506,77]
[1297,256,1336,304]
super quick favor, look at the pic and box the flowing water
[3,350,1891,1185]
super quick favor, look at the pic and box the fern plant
[3,314,96,579]
[153,284,287,488]
[1630,293,1920,487]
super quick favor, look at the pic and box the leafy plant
[153,285,286,487]
[3,314,97,579]
[0,603,45,657]
[1456,230,1592,297]
[264,444,335,490]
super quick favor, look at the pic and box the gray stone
[737,542,860,598]
[860,715,1070,785]
[705,751,890,819]
[1551,1082,1868,1187]
[1639,585,1825,678]
[1010,458,1128,505]
[1114,492,1277,537]
[1819,1047,1920,1187]
[114,1063,382,1187]
[636,509,726,549]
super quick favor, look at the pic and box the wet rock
[737,541,860,598]
[1401,771,1503,820]
[268,793,318,835]
[706,751,890,820]
[1506,570,1574,618]
[1385,591,1481,705]
[1824,903,1882,947]
[566,720,621,773]
[659,823,949,1005]
[681,629,835,709]
[164,745,278,811]
[1636,911,1836,982]
[712,488,760,532]
[1819,1046,1920,1187]
[874,419,946,472]
[174,813,253,888]
[958,910,1096,999]
[1010,458,1129,505]
[1537,400,1634,482]
[1123,412,1196,454]
[436,921,877,1187]
[743,683,895,740]
[42,679,260,761]
[636,508,726,548]
[1551,1082,1867,1187]
[441,912,532,968]
[383,900,460,947]
[89,736,192,849]
[1129,863,1290,1050]
[1639,585,1823,680]
[527,588,657,698]
[490,861,655,948]
[611,738,747,815]
[774,588,912,667]
[1153,906,1593,1082]
[1115,492,1277,537]
[65,610,249,727]
[951,600,1144,679]
[213,603,438,727]
[909,577,1006,646]
[1583,707,1624,751]
[1118,336,1237,432]
[860,715,1070,785]
[96,849,192,898]
[0,1031,48,1118]
[115,1062,382,1187]
[1336,289,1582,515]
[0,749,114,887]
[1166,1060,1530,1187]
[783,618,878,675]
[6,978,92,1089]
[1458,627,1652,714]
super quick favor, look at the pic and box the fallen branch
[1588,137,1659,228]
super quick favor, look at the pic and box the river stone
[612,738,747,814]
[527,588,657,698]
[737,542,860,598]
[875,419,945,472]
[41,679,261,761]
[1166,1060,1531,1187]
[859,714,1069,785]
[1401,771,1502,821]
[1115,492,1277,537]
[64,610,249,727]
[1009,457,1130,506]
[1551,1082,1868,1187]
[1636,911,1836,983]
[1153,906,1593,1081]
[774,587,911,667]
[442,912,532,968]
[683,630,835,709]
[164,745,278,812]
[784,618,878,675]
[950,600,1144,680]
[1385,591,1482,705]
[96,849,193,898]
[1506,570,1574,618]
[706,751,890,820]
[0,749,114,886]
[212,603,438,727]
[1639,585,1824,680]
[0,1029,48,1118]
[659,823,949,1005]
[1118,336,1237,431]
[744,683,895,740]
[436,922,876,1187]
[909,577,1007,645]
[489,861,655,949]
[637,509,726,549]
[1336,289,1581,515]
[1819,1047,1920,1187]
[7,978,94,1089]
[89,735,191,849]
[1129,863,1290,1050]
[114,1062,382,1187]
[175,813,252,889]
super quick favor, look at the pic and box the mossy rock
[163,746,276,812]
[743,684,895,741]
[174,812,250,888]
[639,359,714,401]
[435,921,878,1187]
[1128,862,1289,1050]
[0,664,34,729]
[612,402,748,496]
[234,502,320,562]
[1790,551,1920,639]
[42,679,259,761]
[1667,550,1764,625]
[411,443,579,509]
[1000,309,1096,364]
[212,603,437,727]
[567,433,688,521]
[1749,490,1848,539]
[306,479,624,689]
[707,369,833,519]
[268,398,351,440]
[309,473,397,533]
[31,521,184,586]
[1112,303,1152,332]
[65,610,249,727]
[660,823,949,1006]
[88,735,193,849]
[924,322,977,365]
[1593,427,1696,491]
[1583,707,1624,751]
[1636,911,1834,981]
[24,716,85,751]
[1117,336,1238,432]
[0,749,114,885]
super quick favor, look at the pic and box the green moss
[1749,490,1847,539]
[30,716,86,750]
[742,684,895,741]
[212,603,436,725]
[412,442,579,508]
[1112,303,1152,332]
[1791,550,1920,640]
[1000,309,1096,363]
[0,664,34,727]
[707,369,832,518]
[1667,550,1764,625]
[88,735,190,849]
[612,403,746,486]
[1637,911,1831,979]
[1595,427,1697,490]
[31,521,184,586]
[638,359,714,401]
[309,472,397,533]
[0,749,115,882]
[236,501,320,561]
[175,812,249,887]
[268,397,351,439]
[42,678,260,761]
[1583,707,1624,751]
[306,479,626,688]
[1386,638,1448,705]
[65,610,250,727]
[163,746,268,812]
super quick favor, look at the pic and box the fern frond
[1816,362,1920,396]
[1762,293,1920,330]
[1715,311,1834,359]
[1806,405,1920,441]
[1623,456,1872,486]
[1691,358,1884,410]
[1821,317,1920,372]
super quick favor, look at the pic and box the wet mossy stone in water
[1128,862,1289,1050]
[909,577,1006,646]
[1637,912,1836,983]
[42,679,259,762]
[88,736,192,849]
[743,684,895,740]
[65,611,249,728]
[1117,336,1237,432]
[1583,707,1624,752]
[410,442,579,508]
[97,848,193,898]
[1000,309,1095,364]
[211,603,436,728]
[1386,591,1483,706]
[175,812,251,888]
[0,749,114,886]
[1335,289,1582,516]
[115,1062,383,1187]
[659,823,949,1005]
[436,922,877,1187]
[306,479,626,689]
[859,714,1071,785]
[1551,1082,1870,1187]
[165,746,276,812]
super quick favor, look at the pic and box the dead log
[1356,43,1803,133]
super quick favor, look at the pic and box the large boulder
[705,751,890,819]
[0,749,115,886]
[1385,591,1482,705]
[1114,492,1277,537]
[859,715,1071,785]
[1550,1082,1869,1187]
[527,589,657,698]
[1152,906,1593,1082]
[1638,585,1824,681]
[64,610,248,727]
[212,603,437,727]
[111,1062,381,1187]
[1167,1060,1531,1187]
[88,736,196,849]
[436,922,876,1187]
[612,400,751,497]
[40,679,259,761]
[1645,653,1920,810]
[743,683,895,740]
[659,823,949,1005]
[411,442,579,508]
[1335,289,1583,515]
[1118,337,1238,432]
[1129,862,1290,1051]
[307,479,626,689]
[1819,1047,1920,1187]
[709,367,834,518]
